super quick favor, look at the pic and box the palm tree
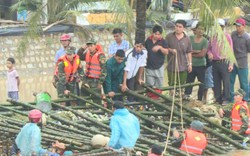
[135,0,147,42]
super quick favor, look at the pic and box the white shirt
[124,48,147,79]
[6,69,19,92]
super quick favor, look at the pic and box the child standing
[6,57,20,101]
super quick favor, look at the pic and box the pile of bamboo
[0,82,248,156]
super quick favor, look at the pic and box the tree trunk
[135,0,147,42]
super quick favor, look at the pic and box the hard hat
[28,109,42,123]
[218,18,225,26]
[60,34,71,41]
[91,134,109,148]
[190,120,204,132]
[190,20,199,30]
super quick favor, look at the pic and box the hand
[84,83,90,88]
[152,45,161,52]
[187,65,192,73]
[208,53,213,60]
[228,65,233,72]
[64,90,70,95]
[97,83,102,89]
[138,79,144,85]
[171,49,177,55]
[219,108,225,118]
[108,91,115,98]
[121,84,128,92]
[173,129,180,138]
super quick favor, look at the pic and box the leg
[196,66,206,101]
[221,62,231,102]
[230,65,237,102]
[185,67,196,96]
[126,77,136,102]
[238,68,249,101]
[145,69,156,87]
[212,63,222,103]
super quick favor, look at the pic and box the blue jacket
[108,108,140,149]
[15,123,48,155]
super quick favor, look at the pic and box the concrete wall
[0,30,116,103]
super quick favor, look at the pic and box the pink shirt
[207,32,233,60]
[6,69,19,92]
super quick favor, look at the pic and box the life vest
[54,55,80,82]
[180,129,207,155]
[231,100,250,134]
[85,44,104,79]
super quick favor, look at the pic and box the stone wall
[0,30,116,103]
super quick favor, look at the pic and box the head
[28,109,42,123]
[148,144,163,156]
[152,25,163,40]
[114,49,125,64]
[175,20,186,34]
[234,18,246,34]
[112,28,123,43]
[134,40,145,53]
[6,57,15,69]
[191,20,199,35]
[234,88,245,102]
[87,39,97,53]
[195,23,205,37]
[112,101,124,111]
[190,120,204,132]
[218,18,225,30]
[65,46,76,61]
[60,34,71,48]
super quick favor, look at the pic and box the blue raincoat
[15,123,48,155]
[108,108,140,149]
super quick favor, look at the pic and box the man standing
[121,40,147,102]
[55,34,72,63]
[108,28,130,58]
[77,39,106,105]
[230,18,250,102]
[104,50,126,101]
[107,101,140,154]
[165,19,192,95]
[208,18,233,105]
[145,25,168,89]
[55,46,83,98]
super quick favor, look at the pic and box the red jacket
[54,55,80,82]
[231,101,250,134]
[85,45,104,79]
[180,129,207,155]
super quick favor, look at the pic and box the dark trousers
[185,66,206,101]
[212,61,231,103]
[127,76,137,102]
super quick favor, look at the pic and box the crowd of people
[6,17,250,155]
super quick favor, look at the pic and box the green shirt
[104,57,125,93]
[190,36,208,67]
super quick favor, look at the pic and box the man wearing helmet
[11,109,59,156]
[172,120,207,155]
[55,34,72,63]
[54,46,83,99]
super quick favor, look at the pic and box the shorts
[204,66,214,89]
[8,91,19,101]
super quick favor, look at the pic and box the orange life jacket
[180,129,207,155]
[85,45,104,79]
[54,55,80,82]
[231,101,250,134]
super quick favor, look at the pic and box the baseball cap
[86,38,97,45]
[191,20,199,29]
[218,18,225,26]
[66,46,76,55]
[234,18,246,26]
